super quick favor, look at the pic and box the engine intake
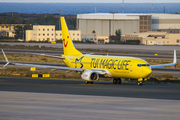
[81,70,99,81]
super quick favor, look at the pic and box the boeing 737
[1,17,177,86]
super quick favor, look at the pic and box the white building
[26,25,81,42]
[77,13,180,39]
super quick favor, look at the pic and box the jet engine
[81,70,99,81]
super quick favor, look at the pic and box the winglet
[173,49,177,64]
[1,49,9,68]
[150,50,177,69]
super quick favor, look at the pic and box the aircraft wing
[25,52,64,59]
[10,62,85,71]
[150,50,177,69]
[1,49,111,76]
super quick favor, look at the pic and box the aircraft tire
[138,81,143,86]
[117,78,121,84]
[86,81,89,84]
[90,82,94,84]
[113,78,117,84]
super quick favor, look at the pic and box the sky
[0,0,180,3]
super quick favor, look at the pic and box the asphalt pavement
[0,77,180,100]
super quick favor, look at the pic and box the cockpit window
[137,64,149,67]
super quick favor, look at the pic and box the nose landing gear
[138,78,147,86]
[138,81,143,86]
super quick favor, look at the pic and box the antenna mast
[152,0,153,13]
[122,0,124,13]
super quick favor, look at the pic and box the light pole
[110,12,117,35]
[57,9,62,30]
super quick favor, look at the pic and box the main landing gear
[113,78,121,84]
[85,81,94,84]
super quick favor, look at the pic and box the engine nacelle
[81,70,99,81]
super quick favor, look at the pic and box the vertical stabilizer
[61,17,82,56]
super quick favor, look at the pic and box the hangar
[77,13,180,37]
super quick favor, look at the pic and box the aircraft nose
[145,67,152,76]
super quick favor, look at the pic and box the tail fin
[61,17,82,56]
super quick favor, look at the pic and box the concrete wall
[78,13,180,37]
[79,19,139,36]
[152,14,180,29]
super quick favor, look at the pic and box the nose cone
[145,67,152,77]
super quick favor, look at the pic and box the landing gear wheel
[90,81,94,84]
[113,78,117,84]
[85,81,93,84]
[138,81,143,86]
[117,78,121,84]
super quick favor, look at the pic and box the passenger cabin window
[177,40,179,43]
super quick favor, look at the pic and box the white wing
[11,62,85,71]
[150,50,177,69]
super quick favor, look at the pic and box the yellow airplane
[1,17,177,86]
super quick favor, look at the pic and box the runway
[1,77,180,100]
[1,91,180,120]
[1,78,180,120]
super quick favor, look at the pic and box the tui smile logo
[63,36,69,47]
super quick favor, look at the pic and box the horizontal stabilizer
[1,49,9,68]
